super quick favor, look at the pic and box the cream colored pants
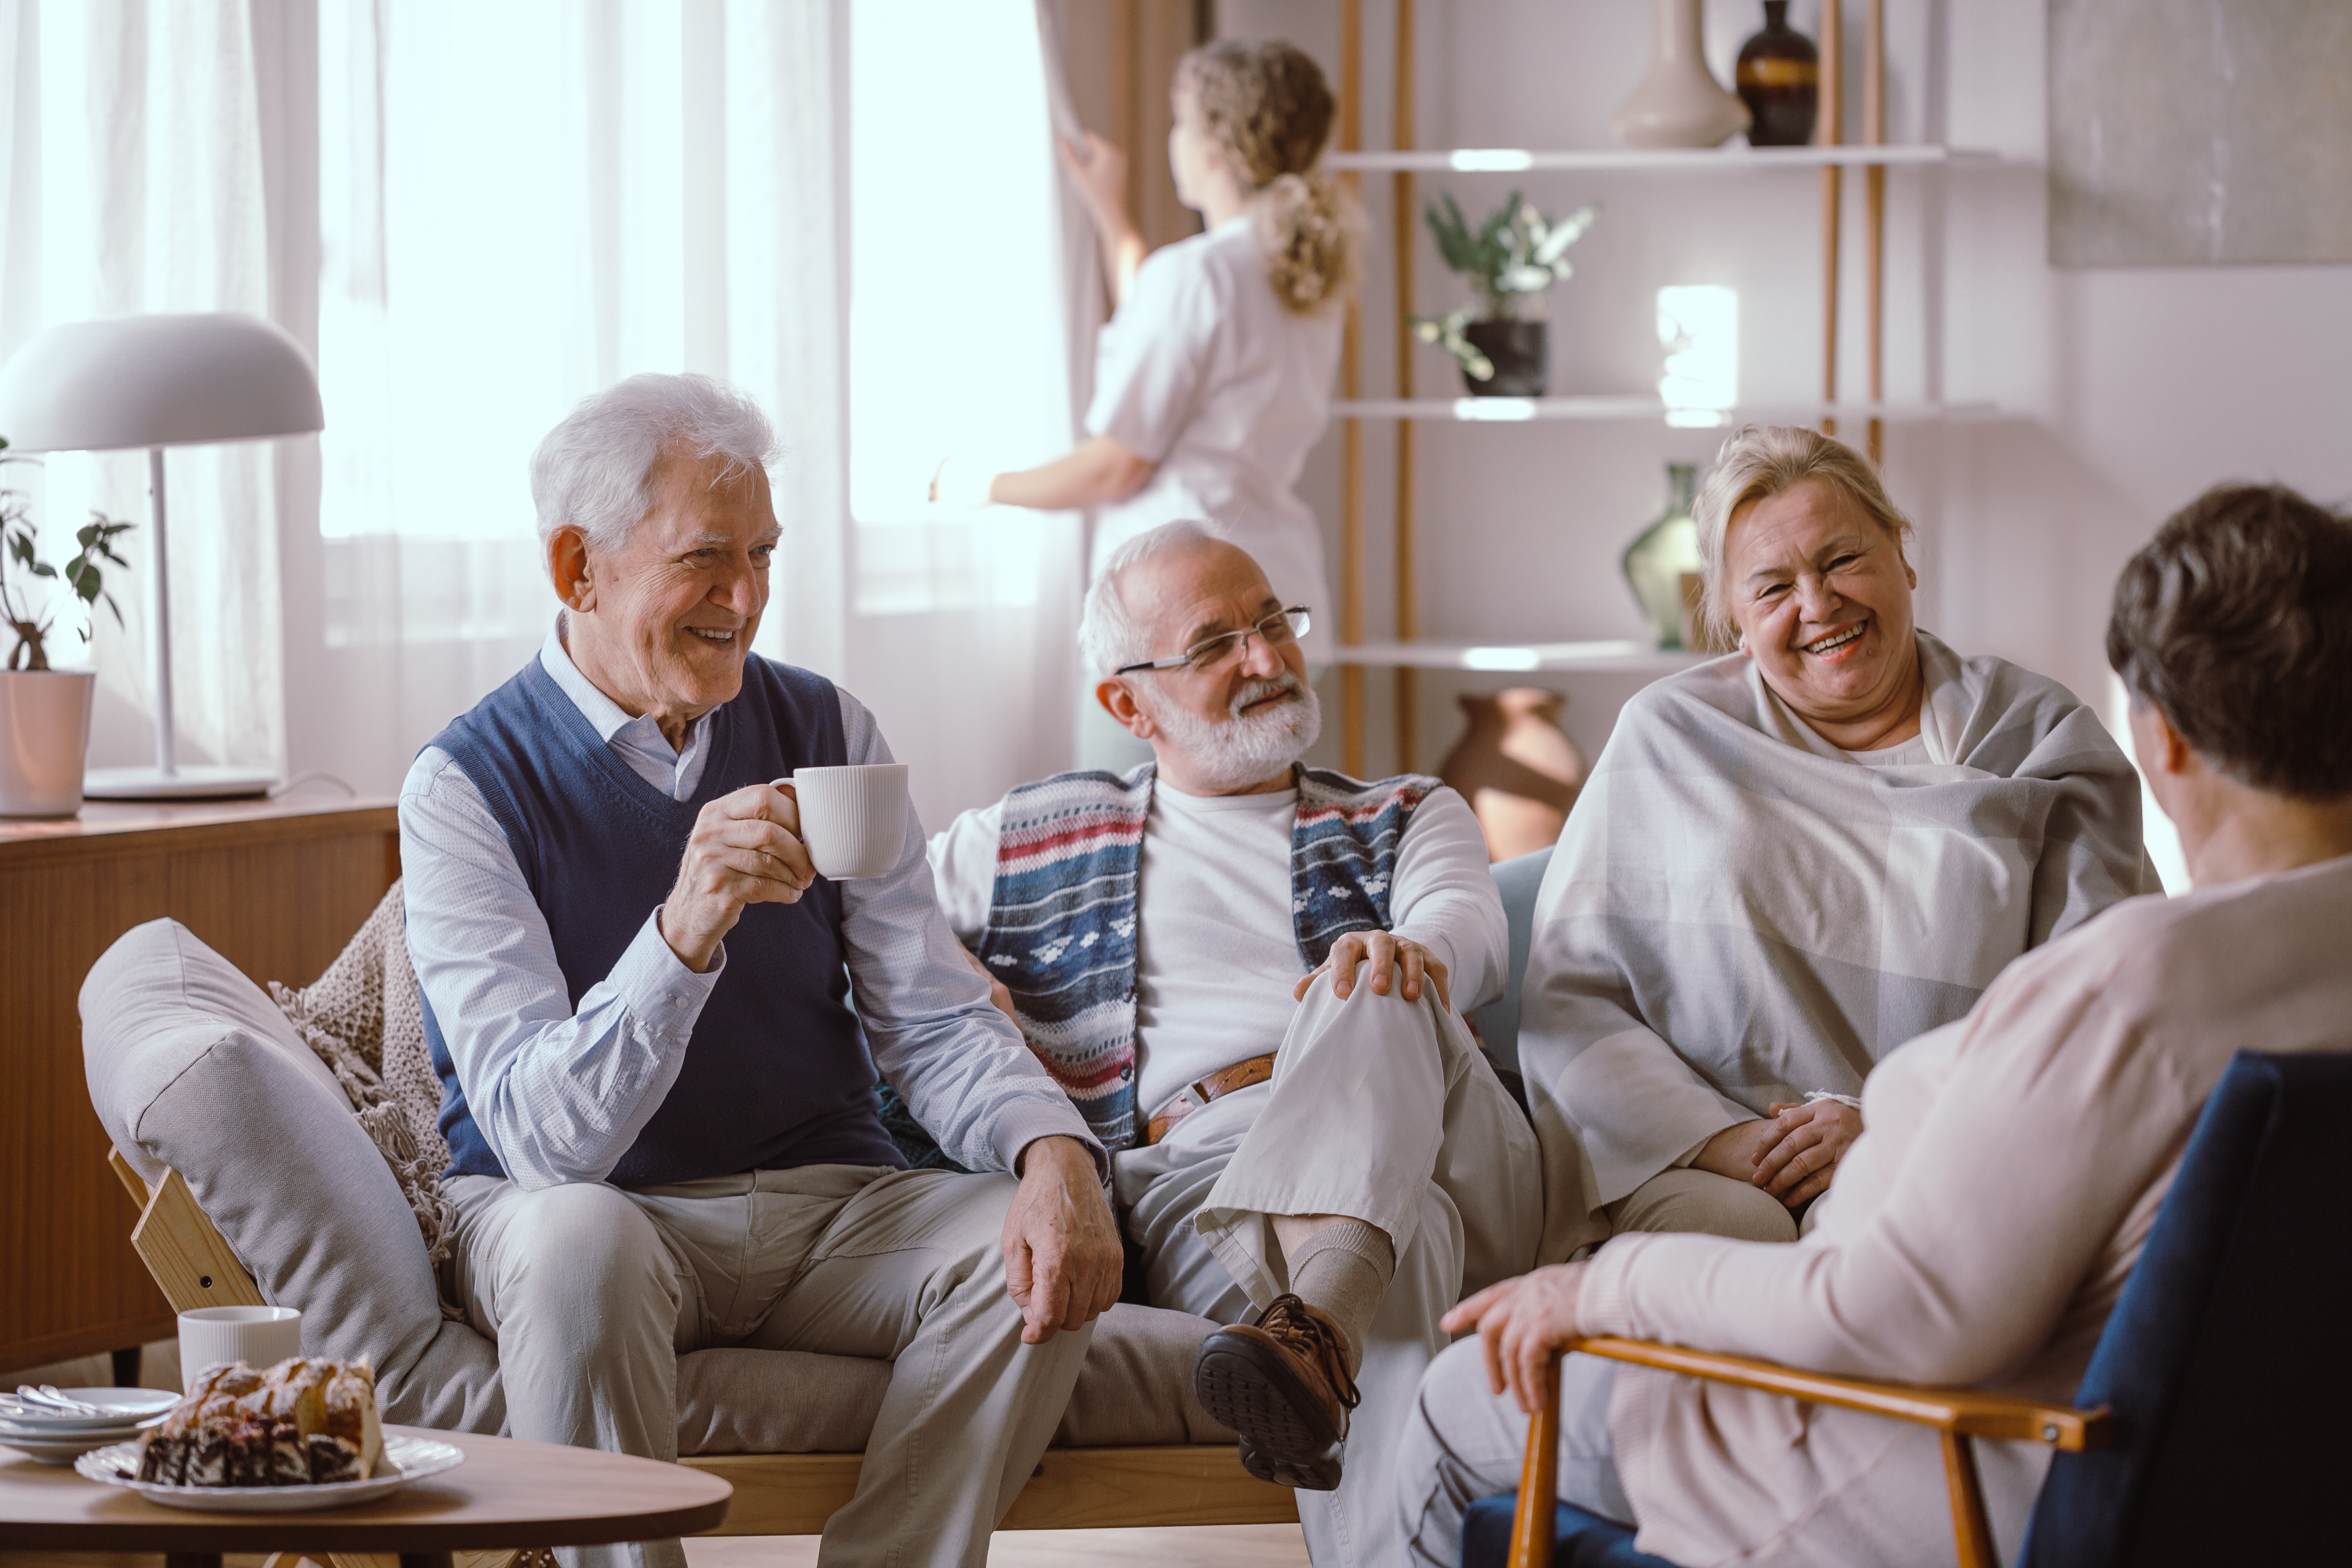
[1112,975,1543,1568]
[1605,1165,1801,1244]
[445,1163,1091,1568]
[1394,1339,1628,1568]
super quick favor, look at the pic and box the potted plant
[1414,190,1599,396]
[0,437,134,818]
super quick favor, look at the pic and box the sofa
[78,846,1552,1535]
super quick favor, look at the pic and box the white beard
[1144,671,1323,792]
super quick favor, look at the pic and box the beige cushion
[83,918,1234,1454]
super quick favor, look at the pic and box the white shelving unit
[1329,0,1978,774]
[1333,399,1996,425]
[1334,639,1704,676]
[1328,143,1994,174]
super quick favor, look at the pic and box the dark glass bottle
[1736,1,1819,147]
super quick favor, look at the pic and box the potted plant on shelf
[1413,189,1599,396]
[0,437,135,818]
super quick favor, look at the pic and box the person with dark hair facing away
[931,38,1359,767]
[1392,483,2352,1567]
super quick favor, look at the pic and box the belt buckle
[1146,1085,1206,1144]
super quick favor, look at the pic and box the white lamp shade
[0,312,323,453]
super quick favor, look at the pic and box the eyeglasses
[1116,607,1312,675]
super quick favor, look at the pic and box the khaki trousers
[445,1163,1091,1568]
[1605,1165,1801,1244]
[1112,976,1543,1568]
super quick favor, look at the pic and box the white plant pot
[1614,0,1753,149]
[0,669,97,818]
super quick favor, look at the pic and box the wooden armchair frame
[1504,1336,2112,1568]
[107,1152,1296,1537]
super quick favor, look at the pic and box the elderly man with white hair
[924,521,1541,1568]
[399,373,1122,1568]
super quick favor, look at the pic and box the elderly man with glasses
[923,520,1541,1568]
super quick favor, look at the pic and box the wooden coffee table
[0,1425,732,1568]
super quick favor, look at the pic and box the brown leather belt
[1141,1054,1277,1146]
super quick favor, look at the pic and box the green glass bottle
[1622,461,1703,650]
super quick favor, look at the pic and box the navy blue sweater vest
[422,655,902,1187]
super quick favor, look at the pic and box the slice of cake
[136,1355,385,1486]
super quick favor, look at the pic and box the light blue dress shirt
[399,621,1097,1192]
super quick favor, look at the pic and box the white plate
[0,1389,176,1431]
[1,1430,141,1465]
[0,1417,145,1441]
[75,1432,466,1512]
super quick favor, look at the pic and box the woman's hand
[1057,131,1146,305]
[1057,131,1131,229]
[1440,1263,1588,1414]
[1690,1118,1784,1187]
[1751,1099,1864,1206]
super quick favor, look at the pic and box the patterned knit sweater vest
[973,762,1433,1154]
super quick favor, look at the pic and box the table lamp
[0,313,324,799]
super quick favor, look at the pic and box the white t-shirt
[1085,216,1343,661]
[928,780,1503,1116]
[1128,784,1303,1112]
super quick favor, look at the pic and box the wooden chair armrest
[1564,1335,2109,1449]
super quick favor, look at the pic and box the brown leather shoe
[1192,1294,1362,1491]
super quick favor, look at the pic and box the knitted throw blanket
[974,762,1432,1153]
[269,879,466,1321]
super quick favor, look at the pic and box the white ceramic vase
[1613,0,1753,149]
[0,669,96,818]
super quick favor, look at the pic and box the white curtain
[0,0,290,777]
[3,0,1088,816]
[841,0,1089,828]
[306,0,849,796]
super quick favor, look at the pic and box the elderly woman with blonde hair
[1518,425,2161,1261]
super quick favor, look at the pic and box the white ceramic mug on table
[178,1305,302,1389]
[788,764,909,880]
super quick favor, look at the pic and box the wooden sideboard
[0,795,399,1374]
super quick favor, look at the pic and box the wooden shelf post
[1338,0,1366,776]
[1392,0,1418,773]
[1819,0,1843,439]
[1864,0,1886,466]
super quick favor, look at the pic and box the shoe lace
[1258,1294,1363,1410]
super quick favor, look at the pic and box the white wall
[1214,0,2352,780]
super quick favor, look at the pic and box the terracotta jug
[1436,688,1587,863]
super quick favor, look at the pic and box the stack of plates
[0,1388,178,1465]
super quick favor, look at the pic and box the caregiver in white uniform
[935,39,1357,766]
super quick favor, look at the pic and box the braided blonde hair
[1176,40,1361,314]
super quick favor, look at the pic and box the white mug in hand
[179,1305,302,1389]
[789,764,909,880]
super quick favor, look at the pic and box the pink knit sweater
[1577,853,2352,1567]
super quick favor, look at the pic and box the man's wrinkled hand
[1751,1098,1864,1207]
[1295,930,1452,1013]
[659,780,816,973]
[1002,1135,1122,1345]
[1440,1263,1588,1415]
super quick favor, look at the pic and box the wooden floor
[685,1527,1310,1568]
[2,1345,1312,1568]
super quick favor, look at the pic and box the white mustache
[1227,673,1307,717]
